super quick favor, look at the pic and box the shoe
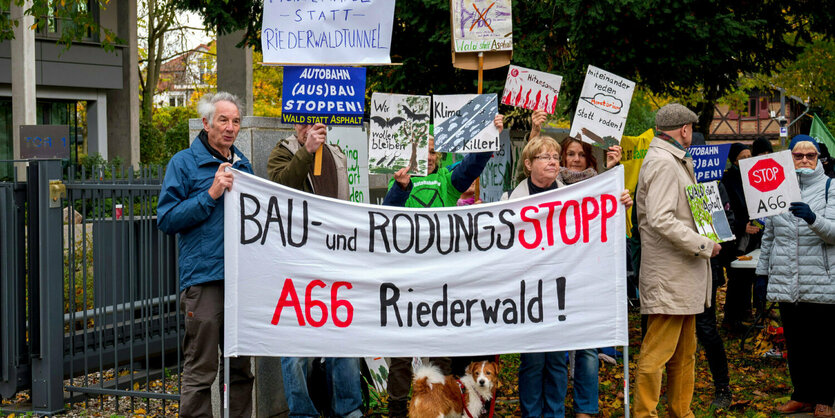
[774,400,814,414]
[815,404,834,417]
[711,387,732,409]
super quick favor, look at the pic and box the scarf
[557,167,598,185]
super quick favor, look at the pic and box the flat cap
[656,103,698,131]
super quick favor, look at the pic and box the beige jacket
[636,137,714,315]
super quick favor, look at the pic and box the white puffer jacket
[756,163,835,304]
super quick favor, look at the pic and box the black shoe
[711,387,732,409]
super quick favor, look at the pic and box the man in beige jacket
[634,103,721,416]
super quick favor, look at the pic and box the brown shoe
[815,404,834,417]
[775,400,815,414]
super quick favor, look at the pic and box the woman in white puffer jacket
[756,135,835,416]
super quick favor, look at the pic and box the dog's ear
[466,362,477,376]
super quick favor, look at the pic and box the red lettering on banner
[600,194,617,242]
[518,205,542,249]
[539,201,562,246]
[581,197,599,243]
[305,280,328,327]
[271,279,355,327]
[559,200,581,244]
[272,278,305,326]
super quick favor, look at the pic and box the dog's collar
[456,378,485,418]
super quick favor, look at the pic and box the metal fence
[0,160,182,415]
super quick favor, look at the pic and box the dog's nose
[478,379,485,386]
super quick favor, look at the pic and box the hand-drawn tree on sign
[394,96,430,174]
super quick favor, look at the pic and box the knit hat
[728,142,750,164]
[655,103,698,131]
[789,134,820,153]
[751,137,773,156]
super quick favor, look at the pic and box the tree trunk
[408,138,418,173]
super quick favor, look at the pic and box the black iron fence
[0,160,182,415]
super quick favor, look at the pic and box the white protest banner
[451,0,513,53]
[739,150,801,219]
[502,65,563,114]
[433,94,500,153]
[369,93,431,176]
[479,130,513,203]
[569,65,635,147]
[685,181,735,243]
[224,167,628,357]
[328,125,369,204]
[261,0,395,65]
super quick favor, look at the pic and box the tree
[252,50,283,117]
[138,0,210,126]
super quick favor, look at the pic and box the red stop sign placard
[748,158,785,192]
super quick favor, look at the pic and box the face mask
[796,168,814,175]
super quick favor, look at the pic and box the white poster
[261,0,395,65]
[739,150,802,219]
[328,125,370,204]
[451,0,513,53]
[224,167,628,357]
[433,94,500,153]
[369,93,431,176]
[502,65,563,114]
[569,65,636,147]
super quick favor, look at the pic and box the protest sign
[690,144,731,183]
[620,129,654,236]
[328,125,369,203]
[369,93,431,176]
[223,167,628,357]
[739,150,801,219]
[685,181,735,243]
[261,0,395,65]
[569,65,635,147]
[479,131,514,203]
[433,94,500,153]
[450,0,512,53]
[282,66,366,126]
[501,65,562,114]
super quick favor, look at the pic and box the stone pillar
[217,30,253,116]
[106,0,139,167]
[10,0,36,178]
[86,92,108,158]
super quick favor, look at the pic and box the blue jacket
[157,134,253,291]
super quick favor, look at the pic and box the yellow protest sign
[620,128,654,235]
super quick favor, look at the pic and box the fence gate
[0,160,182,415]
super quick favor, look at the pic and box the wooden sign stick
[314,144,324,175]
[475,52,484,200]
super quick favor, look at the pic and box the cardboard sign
[19,125,70,159]
[223,167,628,357]
[261,0,395,64]
[450,0,512,53]
[501,65,562,114]
[328,125,370,203]
[690,144,731,183]
[739,150,801,219]
[433,94,500,153]
[281,66,366,126]
[369,93,431,175]
[569,65,635,147]
[685,181,735,243]
[479,131,514,203]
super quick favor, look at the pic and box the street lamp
[770,110,788,147]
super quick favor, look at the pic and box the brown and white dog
[408,360,499,418]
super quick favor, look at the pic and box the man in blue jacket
[157,92,254,418]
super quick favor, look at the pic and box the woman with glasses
[506,134,631,417]
[757,135,835,417]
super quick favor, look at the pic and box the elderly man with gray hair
[157,92,255,417]
[634,103,721,416]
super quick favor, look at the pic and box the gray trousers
[180,281,254,417]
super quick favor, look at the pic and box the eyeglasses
[792,152,819,161]
[534,154,560,162]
